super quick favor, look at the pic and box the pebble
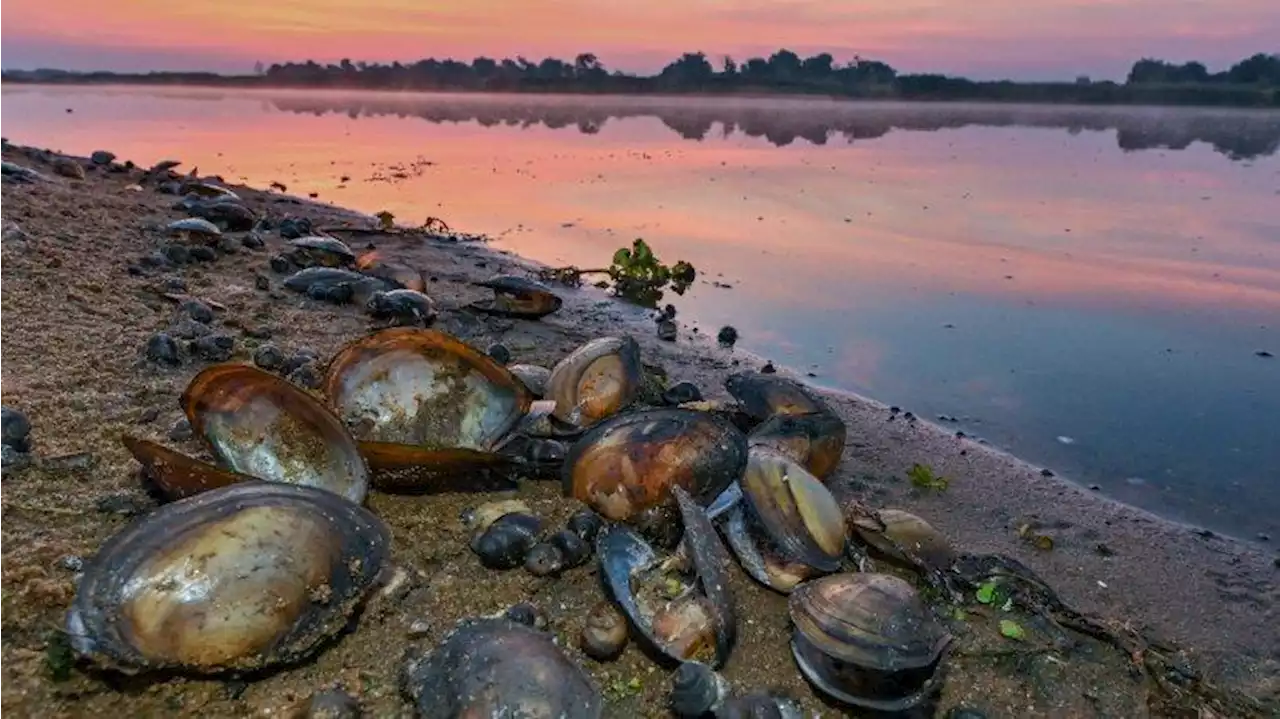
[56,555,84,572]
[52,157,85,179]
[137,407,160,424]
[162,276,188,292]
[1094,543,1116,557]
[406,619,431,639]
[279,217,312,239]
[1259,533,1271,542]
[289,362,323,390]
[269,254,292,273]
[662,381,703,405]
[1040,468,1055,477]
[169,318,211,340]
[89,150,116,165]
[241,231,265,249]
[145,332,182,365]
[244,326,272,340]
[760,361,776,374]
[486,343,511,364]
[505,602,547,629]
[254,344,286,371]
[168,418,193,442]
[189,246,217,262]
[254,274,271,291]
[2,406,32,451]
[1,444,31,471]
[162,244,190,265]
[283,348,320,375]
[192,334,236,362]
[717,325,738,347]
[657,319,678,342]
[216,236,240,255]
[303,689,361,719]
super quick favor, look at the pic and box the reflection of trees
[264,94,1280,160]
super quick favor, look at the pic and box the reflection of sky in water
[3,86,1277,538]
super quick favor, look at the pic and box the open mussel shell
[122,436,254,501]
[507,363,552,398]
[323,328,533,476]
[180,363,369,503]
[468,274,563,319]
[563,408,747,522]
[739,447,846,573]
[66,482,391,674]
[851,508,956,572]
[726,372,833,421]
[547,336,643,428]
[355,252,425,292]
[402,617,602,718]
[597,487,735,668]
[748,410,846,480]
[788,573,952,711]
[721,504,819,594]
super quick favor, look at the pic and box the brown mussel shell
[547,336,643,428]
[507,363,552,398]
[851,508,956,572]
[788,573,951,711]
[468,274,563,319]
[720,503,819,594]
[747,410,846,480]
[178,363,370,503]
[402,617,602,718]
[739,448,846,573]
[563,408,747,522]
[355,252,426,292]
[725,372,832,420]
[323,328,533,478]
[122,436,254,501]
[66,481,391,674]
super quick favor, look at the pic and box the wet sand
[1,143,1277,718]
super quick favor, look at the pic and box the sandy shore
[2,143,1277,718]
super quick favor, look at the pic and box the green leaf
[612,248,632,266]
[999,619,1026,641]
[908,463,949,491]
[976,581,998,604]
[952,607,968,621]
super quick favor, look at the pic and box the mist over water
[4,85,1278,539]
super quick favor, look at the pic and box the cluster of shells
[72,286,962,715]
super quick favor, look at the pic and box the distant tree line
[4,50,1278,107]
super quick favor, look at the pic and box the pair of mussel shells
[789,572,952,712]
[468,274,563,319]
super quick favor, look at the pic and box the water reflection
[259,93,1280,160]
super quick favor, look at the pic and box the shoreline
[4,78,1279,111]
[3,142,1277,716]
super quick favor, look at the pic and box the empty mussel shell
[323,328,533,482]
[401,617,602,718]
[546,336,643,428]
[140,363,371,504]
[747,410,846,480]
[468,274,563,319]
[850,508,956,572]
[725,372,833,421]
[284,267,396,306]
[563,408,747,523]
[597,486,735,668]
[355,251,426,291]
[788,573,952,711]
[66,482,391,674]
[721,503,820,594]
[508,363,552,398]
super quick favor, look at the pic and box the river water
[3,85,1278,540]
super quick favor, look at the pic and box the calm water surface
[4,86,1278,539]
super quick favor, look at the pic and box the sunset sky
[2,0,1277,81]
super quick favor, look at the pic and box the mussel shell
[470,275,563,319]
[563,408,747,523]
[122,436,254,501]
[402,617,602,718]
[670,661,729,717]
[791,632,945,712]
[851,509,956,571]
[547,336,643,428]
[740,448,845,573]
[725,372,832,420]
[672,485,736,667]
[323,328,533,454]
[508,363,552,398]
[788,573,952,672]
[366,289,437,326]
[284,267,396,306]
[181,363,369,504]
[747,410,846,480]
[719,693,806,719]
[356,255,425,292]
[288,236,357,267]
[66,482,391,673]
[166,217,222,237]
[721,503,817,594]
[353,442,519,491]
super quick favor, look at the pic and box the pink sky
[2,0,1277,81]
